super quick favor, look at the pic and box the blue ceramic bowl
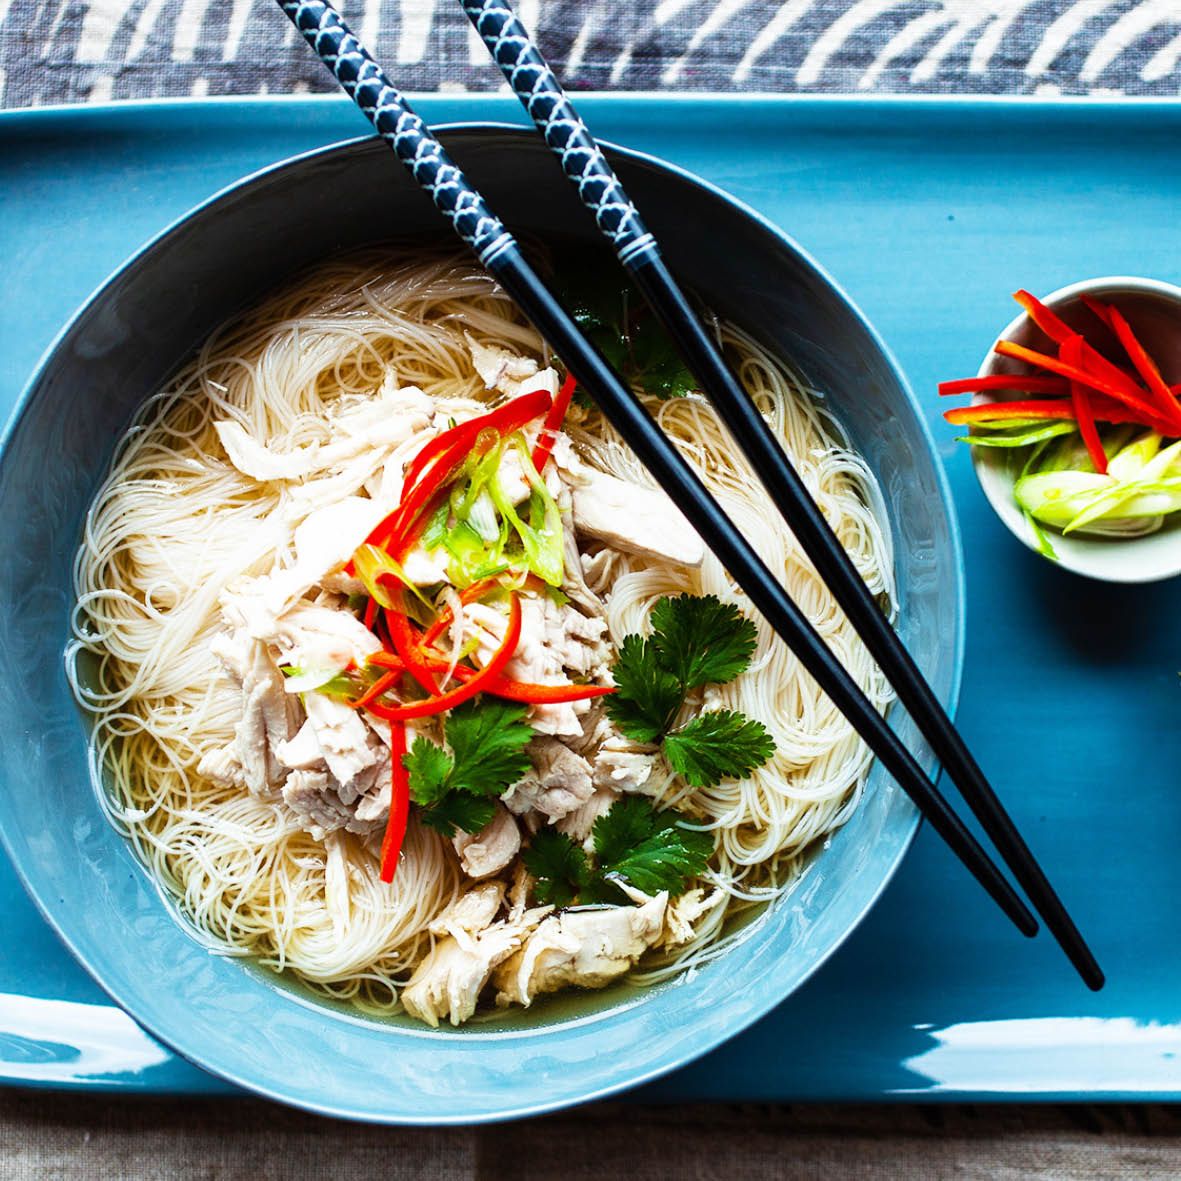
[0,128,963,1123]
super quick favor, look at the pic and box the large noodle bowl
[67,251,894,1026]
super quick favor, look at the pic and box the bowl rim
[0,124,962,1123]
[969,275,1181,584]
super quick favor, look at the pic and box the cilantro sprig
[564,274,697,404]
[405,698,534,836]
[523,797,713,906]
[606,595,774,788]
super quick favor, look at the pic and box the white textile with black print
[1,0,1178,107]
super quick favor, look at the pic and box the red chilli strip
[386,607,442,697]
[348,668,402,711]
[943,400,1076,425]
[1013,288,1147,401]
[531,372,578,473]
[365,594,524,722]
[993,341,1166,423]
[368,639,611,704]
[1105,305,1181,430]
[411,659,615,704]
[363,595,380,632]
[1012,289,1076,346]
[379,721,410,883]
[478,677,615,705]
[1079,293,1115,328]
[402,387,554,493]
[938,375,1069,397]
[943,397,1176,431]
[1062,335,1107,475]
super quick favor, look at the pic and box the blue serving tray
[3,95,1180,1103]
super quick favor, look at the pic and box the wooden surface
[4,1093,1181,1179]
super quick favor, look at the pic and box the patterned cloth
[1,0,1179,108]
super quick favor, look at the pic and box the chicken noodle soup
[68,252,895,1027]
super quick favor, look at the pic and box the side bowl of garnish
[947,277,1181,582]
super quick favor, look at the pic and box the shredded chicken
[555,786,619,848]
[214,385,433,484]
[551,439,704,567]
[503,737,595,822]
[452,806,521,879]
[210,630,297,793]
[289,497,388,589]
[195,745,245,789]
[558,486,606,617]
[659,887,725,949]
[469,593,610,736]
[493,893,668,1007]
[402,883,550,1027]
[593,735,659,796]
[566,709,659,796]
[282,769,379,839]
[429,882,506,943]
[302,692,378,787]
[467,337,540,395]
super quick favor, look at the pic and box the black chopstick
[276,0,1039,943]
[460,0,1103,992]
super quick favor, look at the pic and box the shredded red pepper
[349,668,402,711]
[363,595,379,631]
[1079,293,1115,329]
[1104,305,1181,429]
[993,340,1166,422]
[1012,289,1146,401]
[361,640,613,706]
[1062,335,1108,475]
[365,594,524,721]
[531,372,578,474]
[385,605,441,696]
[401,387,553,495]
[474,676,615,704]
[379,720,410,883]
[938,375,1069,397]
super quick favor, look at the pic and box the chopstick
[460,0,1103,992]
[276,0,1038,944]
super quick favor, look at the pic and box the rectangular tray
[3,94,1181,1103]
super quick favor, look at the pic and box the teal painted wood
[2,95,1180,1102]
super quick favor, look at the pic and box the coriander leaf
[604,634,683,743]
[404,738,454,807]
[592,797,713,897]
[627,316,697,400]
[590,795,660,867]
[650,594,758,689]
[523,829,589,907]
[664,710,776,788]
[444,698,533,798]
[565,273,694,401]
[602,827,714,897]
[418,793,497,838]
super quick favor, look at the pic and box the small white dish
[971,275,1181,583]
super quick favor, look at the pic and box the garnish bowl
[972,276,1181,583]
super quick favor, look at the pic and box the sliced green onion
[1022,509,1059,560]
[958,422,1077,448]
[353,543,434,611]
[280,665,357,696]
